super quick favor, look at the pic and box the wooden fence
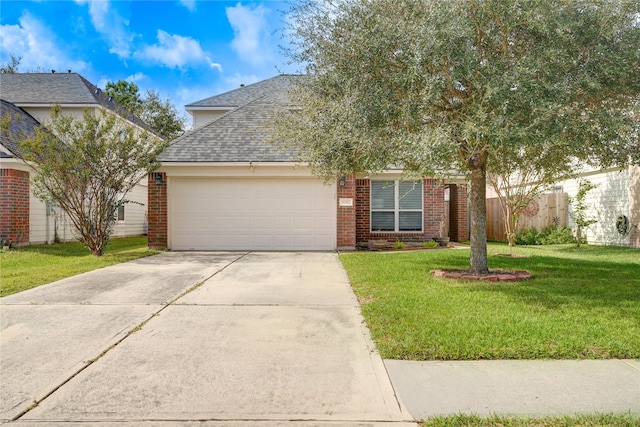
[486,192,569,241]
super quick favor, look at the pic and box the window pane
[371,212,395,231]
[399,181,422,210]
[371,181,395,210]
[399,212,422,231]
[117,205,125,221]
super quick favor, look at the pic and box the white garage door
[169,178,336,250]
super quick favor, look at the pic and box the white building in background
[554,166,639,247]
[0,72,158,245]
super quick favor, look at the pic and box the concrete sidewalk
[385,359,640,419]
[1,252,414,426]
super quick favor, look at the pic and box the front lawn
[340,244,640,360]
[421,414,640,427]
[0,236,162,297]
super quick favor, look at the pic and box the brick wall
[449,184,470,242]
[147,172,167,249]
[0,168,30,244]
[354,178,450,246]
[336,175,356,249]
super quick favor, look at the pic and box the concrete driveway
[0,252,415,426]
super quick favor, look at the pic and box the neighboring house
[0,72,153,245]
[485,166,640,248]
[148,75,469,251]
[552,166,640,247]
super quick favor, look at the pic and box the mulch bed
[431,269,532,282]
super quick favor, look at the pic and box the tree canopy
[275,0,640,274]
[17,107,167,256]
[105,80,186,141]
[105,80,142,114]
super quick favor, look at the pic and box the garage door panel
[170,178,335,250]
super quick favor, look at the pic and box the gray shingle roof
[186,74,301,108]
[160,75,301,163]
[0,73,157,135]
[0,99,41,158]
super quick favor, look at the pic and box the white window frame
[370,180,423,233]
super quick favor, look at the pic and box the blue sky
[0,0,299,127]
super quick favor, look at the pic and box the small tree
[570,179,598,248]
[488,142,577,252]
[18,106,167,256]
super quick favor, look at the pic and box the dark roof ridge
[0,99,45,158]
[185,74,302,108]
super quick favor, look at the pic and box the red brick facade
[449,183,470,243]
[0,168,30,244]
[145,174,469,250]
[353,178,468,248]
[336,175,357,249]
[147,172,167,249]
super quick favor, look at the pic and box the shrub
[538,225,576,244]
[393,241,405,249]
[422,240,439,248]
[515,227,539,245]
[516,225,576,245]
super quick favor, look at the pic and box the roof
[186,74,302,108]
[0,99,41,158]
[0,73,155,134]
[160,75,301,163]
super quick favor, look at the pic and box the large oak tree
[275,0,640,274]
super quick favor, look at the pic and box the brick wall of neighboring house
[449,183,470,242]
[147,172,167,249]
[354,178,468,247]
[336,175,356,250]
[0,168,30,244]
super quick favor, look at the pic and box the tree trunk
[469,166,489,275]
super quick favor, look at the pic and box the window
[371,180,423,232]
[117,205,125,221]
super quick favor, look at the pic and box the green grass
[0,236,162,297]
[340,243,640,360]
[421,414,640,427]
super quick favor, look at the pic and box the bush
[516,225,576,245]
[538,225,576,244]
[516,227,540,245]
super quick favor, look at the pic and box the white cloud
[0,12,88,72]
[126,72,147,83]
[226,3,274,66]
[77,0,135,58]
[136,30,222,71]
[179,0,196,12]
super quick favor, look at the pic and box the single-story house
[148,75,469,251]
[0,72,153,245]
